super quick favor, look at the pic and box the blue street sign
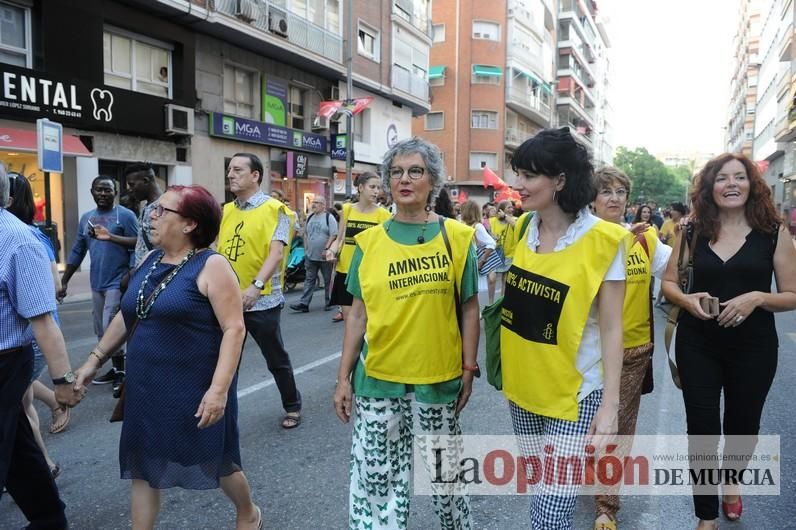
[37,118,63,173]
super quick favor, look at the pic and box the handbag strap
[635,231,655,345]
[438,217,461,332]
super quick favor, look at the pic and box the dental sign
[210,113,328,155]
[0,64,169,137]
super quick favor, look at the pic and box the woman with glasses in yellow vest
[327,172,391,323]
[333,137,479,529]
[590,166,672,530]
[503,128,629,529]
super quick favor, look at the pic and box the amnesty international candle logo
[502,266,569,345]
[223,221,246,261]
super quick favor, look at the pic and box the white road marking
[236,351,342,399]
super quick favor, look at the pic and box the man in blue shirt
[0,165,83,527]
[59,176,138,395]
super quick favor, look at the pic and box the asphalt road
[2,285,796,529]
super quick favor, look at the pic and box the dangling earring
[552,190,558,202]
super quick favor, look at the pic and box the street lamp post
[345,0,354,198]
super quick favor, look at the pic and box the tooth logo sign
[90,88,114,122]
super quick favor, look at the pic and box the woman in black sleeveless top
[662,154,796,530]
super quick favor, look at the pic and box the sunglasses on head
[7,173,21,198]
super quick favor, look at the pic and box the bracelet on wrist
[89,350,106,364]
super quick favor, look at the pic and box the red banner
[482,166,508,190]
[319,97,374,119]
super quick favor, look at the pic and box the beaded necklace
[135,249,196,319]
[385,209,431,243]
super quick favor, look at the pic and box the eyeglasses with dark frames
[154,204,182,217]
[388,166,426,180]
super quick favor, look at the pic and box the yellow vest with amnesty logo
[356,219,474,384]
[337,203,391,274]
[501,220,628,421]
[219,198,284,294]
[490,217,515,254]
[623,227,657,348]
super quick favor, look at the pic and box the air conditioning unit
[165,104,195,136]
[312,114,330,131]
[269,7,289,37]
[234,0,256,23]
[329,85,341,101]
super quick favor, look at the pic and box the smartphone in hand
[699,296,720,317]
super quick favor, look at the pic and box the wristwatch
[252,279,265,289]
[52,371,76,385]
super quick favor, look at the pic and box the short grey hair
[0,162,8,206]
[380,137,446,207]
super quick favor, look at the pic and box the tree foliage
[612,146,688,205]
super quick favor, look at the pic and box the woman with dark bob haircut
[662,154,796,530]
[75,185,263,529]
[501,127,628,529]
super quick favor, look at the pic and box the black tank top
[679,228,778,348]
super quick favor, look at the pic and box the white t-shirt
[525,208,625,401]
[473,223,497,250]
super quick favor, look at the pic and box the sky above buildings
[600,0,737,156]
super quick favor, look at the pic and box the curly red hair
[690,153,780,241]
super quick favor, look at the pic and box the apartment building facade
[727,0,761,157]
[556,0,612,164]
[726,0,796,211]
[175,0,431,212]
[413,0,614,201]
[0,0,432,248]
[413,0,558,201]
[0,0,197,263]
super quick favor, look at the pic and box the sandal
[49,406,71,434]
[50,464,61,480]
[281,412,301,429]
[255,505,263,530]
[594,513,617,530]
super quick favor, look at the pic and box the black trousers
[675,327,777,520]
[0,345,67,529]
[243,306,302,413]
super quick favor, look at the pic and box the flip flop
[49,406,70,434]
[281,413,301,429]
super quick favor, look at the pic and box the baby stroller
[284,236,306,292]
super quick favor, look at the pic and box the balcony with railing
[506,84,552,127]
[392,0,432,37]
[392,65,429,100]
[505,128,532,148]
[213,0,343,64]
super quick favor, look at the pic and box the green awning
[512,66,552,95]
[513,66,544,86]
[428,66,446,79]
[473,65,503,77]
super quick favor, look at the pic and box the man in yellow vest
[218,153,302,429]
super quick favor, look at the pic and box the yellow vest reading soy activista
[623,227,658,348]
[336,203,391,274]
[355,219,474,384]
[219,198,285,294]
[500,220,628,421]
